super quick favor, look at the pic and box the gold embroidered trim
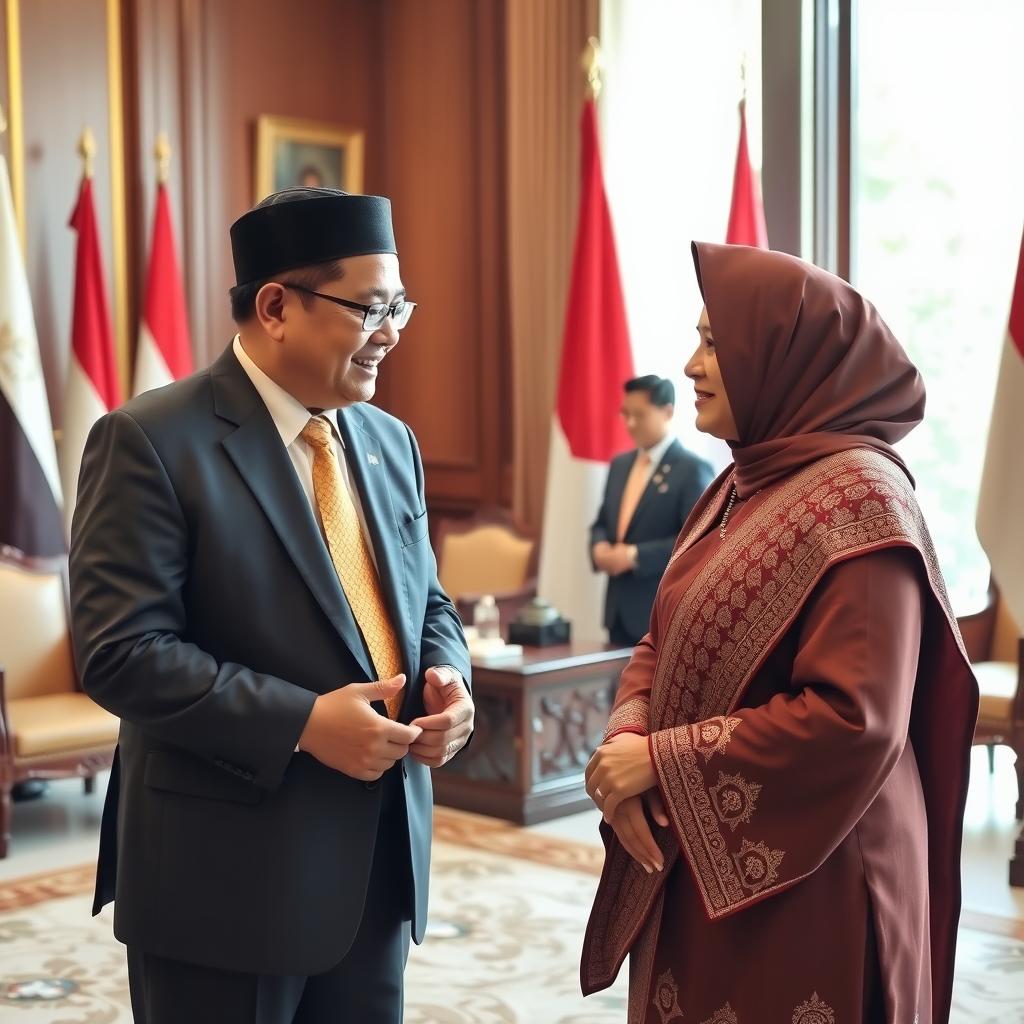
[652,452,963,734]
[692,716,743,761]
[701,1004,739,1024]
[651,726,785,911]
[651,969,684,1023]
[605,696,651,741]
[582,450,965,991]
[710,772,762,832]
[732,838,785,894]
[791,992,835,1024]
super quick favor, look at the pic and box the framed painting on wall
[254,116,364,200]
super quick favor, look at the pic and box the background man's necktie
[616,451,651,542]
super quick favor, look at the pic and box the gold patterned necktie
[301,415,404,719]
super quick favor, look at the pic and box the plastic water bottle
[473,594,500,641]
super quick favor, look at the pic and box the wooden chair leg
[1015,744,1024,822]
[83,775,96,795]
[1011,824,1024,888]
[0,781,10,859]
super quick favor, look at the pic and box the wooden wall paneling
[377,0,482,483]
[469,0,511,510]
[1,0,21,251]
[124,0,189,378]
[10,0,513,521]
[179,0,215,365]
[0,5,8,128]
[178,0,377,364]
[20,0,115,427]
[377,0,511,517]
[105,0,130,391]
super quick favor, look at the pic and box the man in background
[590,375,714,647]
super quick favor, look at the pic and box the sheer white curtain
[853,0,1024,614]
[599,0,762,471]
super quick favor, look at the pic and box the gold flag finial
[155,132,171,184]
[581,36,603,100]
[78,127,96,179]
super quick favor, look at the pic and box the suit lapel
[337,408,416,680]
[626,439,684,538]
[213,348,376,681]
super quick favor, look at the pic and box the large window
[600,0,762,472]
[852,0,1024,613]
[602,0,1022,613]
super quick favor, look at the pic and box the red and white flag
[538,99,635,642]
[977,228,1024,630]
[0,153,64,555]
[60,177,120,535]
[133,183,192,395]
[726,98,768,248]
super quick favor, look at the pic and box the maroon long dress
[581,245,979,1024]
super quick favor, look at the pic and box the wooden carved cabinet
[433,644,633,824]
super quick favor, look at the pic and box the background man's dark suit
[590,439,714,645]
[69,345,470,984]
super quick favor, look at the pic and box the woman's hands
[585,732,657,820]
[586,733,671,873]
[607,791,670,874]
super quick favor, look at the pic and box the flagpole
[134,130,193,397]
[78,127,96,181]
[581,36,602,100]
[155,131,171,185]
[538,31,634,642]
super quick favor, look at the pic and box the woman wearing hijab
[581,243,978,1024]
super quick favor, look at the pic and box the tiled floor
[0,777,103,883]
[3,744,1023,924]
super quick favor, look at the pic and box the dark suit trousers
[127,768,413,1024]
[608,620,643,648]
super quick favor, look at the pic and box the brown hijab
[691,242,926,497]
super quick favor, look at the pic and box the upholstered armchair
[0,547,118,857]
[959,578,1024,813]
[435,509,538,631]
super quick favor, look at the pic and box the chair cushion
[6,693,119,758]
[0,562,77,700]
[975,660,1018,723]
[440,526,534,598]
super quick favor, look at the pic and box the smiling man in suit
[69,187,473,1023]
[590,375,714,647]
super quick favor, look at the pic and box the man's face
[262,253,404,409]
[620,390,673,449]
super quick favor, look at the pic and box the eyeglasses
[282,283,416,331]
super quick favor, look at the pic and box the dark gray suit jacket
[69,345,470,976]
[590,438,714,642]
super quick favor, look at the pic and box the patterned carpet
[0,808,1021,1022]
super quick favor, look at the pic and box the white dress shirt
[232,336,378,566]
[640,434,675,484]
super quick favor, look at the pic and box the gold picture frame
[254,115,364,201]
